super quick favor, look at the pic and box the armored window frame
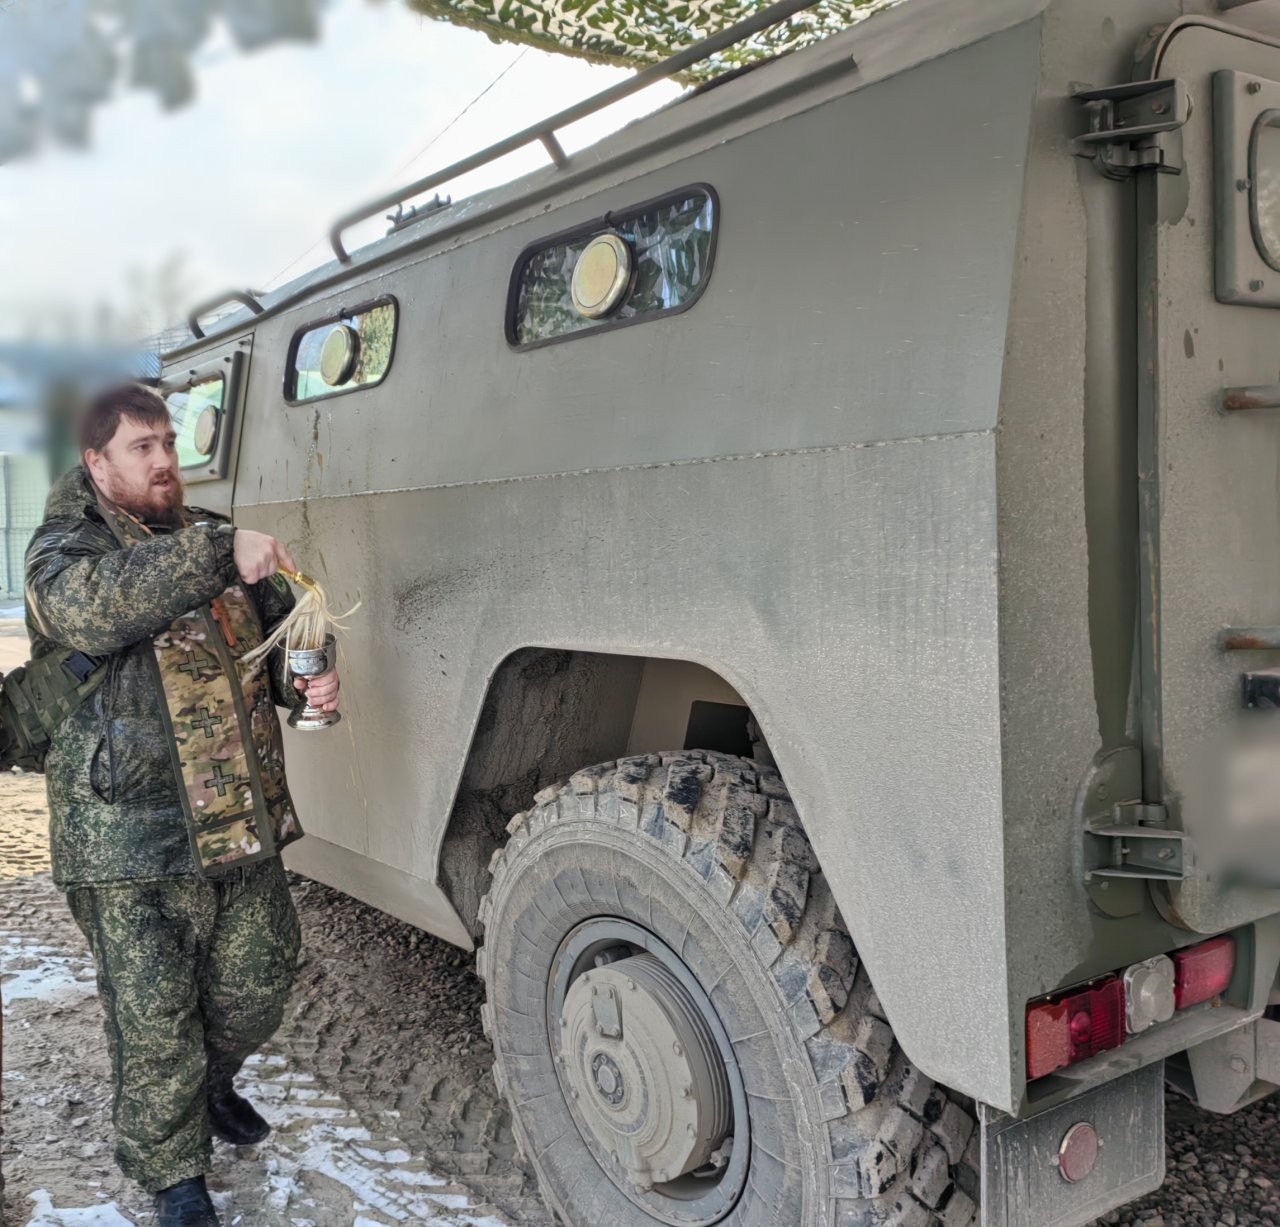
[1213,71,1280,307]
[1249,109,1280,272]
[160,349,245,485]
[283,295,399,406]
[505,184,720,351]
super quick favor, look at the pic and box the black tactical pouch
[0,648,107,774]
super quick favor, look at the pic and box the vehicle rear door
[1135,19,1280,933]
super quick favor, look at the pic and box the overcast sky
[0,0,681,339]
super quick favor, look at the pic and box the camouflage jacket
[25,467,303,887]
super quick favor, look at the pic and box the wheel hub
[592,1051,625,1105]
[559,953,732,1190]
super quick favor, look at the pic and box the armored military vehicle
[154,0,1280,1221]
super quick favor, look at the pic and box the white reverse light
[1123,954,1176,1035]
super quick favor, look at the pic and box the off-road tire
[477,751,980,1226]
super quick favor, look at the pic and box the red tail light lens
[1173,936,1235,1009]
[1026,976,1125,1080]
[1027,934,1239,1081]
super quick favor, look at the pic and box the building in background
[0,341,158,602]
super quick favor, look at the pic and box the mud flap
[981,1062,1165,1227]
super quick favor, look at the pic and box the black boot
[208,1086,271,1145]
[155,1176,220,1226]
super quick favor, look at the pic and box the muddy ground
[1,617,1280,1225]
[0,785,555,1227]
[0,612,548,1227]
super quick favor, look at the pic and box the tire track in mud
[275,874,553,1225]
[1,862,550,1226]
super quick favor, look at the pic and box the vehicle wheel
[477,751,979,1226]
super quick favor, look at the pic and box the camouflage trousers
[66,857,300,1194]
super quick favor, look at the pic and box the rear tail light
[1027,934,1239,1080]
[1173,935,1236,1009]
[1026,976,1125,1080]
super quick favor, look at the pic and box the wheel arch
[438,644,785,940]
[434,640,1011,1113]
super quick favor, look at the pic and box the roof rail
[188,290,265,339]
[328,0,828,263]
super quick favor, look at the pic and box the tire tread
[479,752,979,1226]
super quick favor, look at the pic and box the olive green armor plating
[148,0,1280,1221]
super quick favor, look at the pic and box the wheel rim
[548,918,750,1226]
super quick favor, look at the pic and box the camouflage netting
[407,0,892,80]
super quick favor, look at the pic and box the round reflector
[1058,1122,1099,1183]
[570,233,632,319]
[319,324,360,387]
[193,405,218,458]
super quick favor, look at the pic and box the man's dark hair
[79,383,171,456]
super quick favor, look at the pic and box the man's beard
[113,473,185,527]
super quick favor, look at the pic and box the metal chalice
[286,634,340,731]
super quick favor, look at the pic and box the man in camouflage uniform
[25,383,339,1227]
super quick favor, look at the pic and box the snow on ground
[25,1189,135,1225]
[238,1052,508,1226]
[4,917,508,1226]
[15,1052,508,1227]
[1,930,97,1009]
[8,1009,508,1227]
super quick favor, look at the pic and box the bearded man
[24,383,338,1227]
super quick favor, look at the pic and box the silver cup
[286,633,341,731]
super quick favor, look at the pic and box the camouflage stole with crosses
[105,503,301,876]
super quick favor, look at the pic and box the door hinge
[1086,802,1192,882]
[1072,78,1191,180]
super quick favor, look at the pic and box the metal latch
[1242,668,1280,709]
[1072,78,1191,180]
[386,193,451,235]
[1086,802,1192,882]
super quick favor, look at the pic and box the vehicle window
[1253,111,1280,270]
[510,187,717,348]
[166,376,225,470]
[287,298,398,403]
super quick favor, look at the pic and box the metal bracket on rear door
[1072,79,1191,180]
[1086,805,1192,883]
[1077,749,1191,918]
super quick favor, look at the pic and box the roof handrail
[188,290,265,339]
[328,0,828,264]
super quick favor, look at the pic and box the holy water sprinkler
[238,568,358,732]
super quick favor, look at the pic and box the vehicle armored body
[155,0,1280,1221]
